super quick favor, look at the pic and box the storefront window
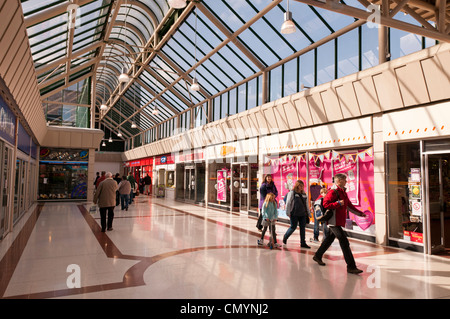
[208,161,231,207]
[387,142,423,243]
[38,148,89,200]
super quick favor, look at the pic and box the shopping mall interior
[1,0,450,302]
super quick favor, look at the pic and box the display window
[387,142,423,243]
[208,162,231,207]
[38,148,88,200]
[263,147,375,234]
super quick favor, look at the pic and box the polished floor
[1,195,450,300]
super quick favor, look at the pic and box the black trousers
[99,206,115,231]
[314,225,356,269]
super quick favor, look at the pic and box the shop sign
[156,154,175,165]
[177,150,204,163]
[217,170,227,202]
[0,95,16,145]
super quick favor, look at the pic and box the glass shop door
[425,153,450,255]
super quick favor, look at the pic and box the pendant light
[131,122,137,129]
[168,0,187,9]
[152,106,159,116]
[119,2,131,83]
[119,67,130,83]
[281,0,296,34]
[100,80,108,110]
[117,99,123,137]
[102,141,106,147]
[190,7,200,92]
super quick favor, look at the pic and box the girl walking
[258,193,280,248]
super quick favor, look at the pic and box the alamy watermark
[66,264,81,289]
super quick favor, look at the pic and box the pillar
[373,113,387,245]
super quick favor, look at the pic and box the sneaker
[313,255,326,266]
[310,237,320,243]
[301,243,311,249]
[257,239,264,246]
[347,267,363,274]
[107,227,113,231]
[274,243,281,248]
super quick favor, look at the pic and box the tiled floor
[1,195,450,300]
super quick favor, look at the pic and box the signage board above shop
[0,95,16,146]
[155,154,175,165]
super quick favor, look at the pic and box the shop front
[206,138,258,215]
[260,117,375,240]
[38,148,89,200]
[175,149,206,204]
[155,154,175,199]
[384,101,450,254]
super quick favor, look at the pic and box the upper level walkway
[0,195,449,300]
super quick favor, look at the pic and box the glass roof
[19,0,440,144]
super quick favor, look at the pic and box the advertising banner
[217,170,227,202]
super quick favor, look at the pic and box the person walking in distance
[312,173,367,274]
[94,172,118,232]
[143,173,152,195]
[118,176,131,211]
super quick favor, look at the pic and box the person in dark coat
[256,174,278,230]
[283,180,310,249]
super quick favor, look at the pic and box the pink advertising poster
[217,170,227,202]
[332,158,359,205]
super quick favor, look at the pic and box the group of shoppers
[93,171,138,233]
[257,173,367,274]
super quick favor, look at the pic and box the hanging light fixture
[281,0,296,34]
[117,98,123,138]
[168,0,187,9]
[131,122,137,129]
[152,106,159,116]
[190,7,200,92]
[119,3,131,83]
[109,136,113,143]
[191,77,200,91]
[102,140,106,147]
[119,67,130,83]
[100,79,108,110]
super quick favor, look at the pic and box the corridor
[0,195,449,300]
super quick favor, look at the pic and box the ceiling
[19,0,450,144]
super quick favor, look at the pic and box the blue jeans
[314,217,330,240]
[283,215,307,245]
[129,190,134,205]
[121,194,130,210]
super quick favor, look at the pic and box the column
[373,113,387,245]
[87,148,96,202]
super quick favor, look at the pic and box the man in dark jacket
[312,173,366,274]
[143,173,152,195]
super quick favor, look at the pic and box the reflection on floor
[1,195,450,299]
